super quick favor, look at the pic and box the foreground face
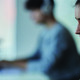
[75,5,80,35]
[30,9,45,23]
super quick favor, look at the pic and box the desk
[0,73,50,80]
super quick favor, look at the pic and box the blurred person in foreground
[0,0,80,80]
[75,0,80,35]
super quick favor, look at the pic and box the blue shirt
[27,23,80,80]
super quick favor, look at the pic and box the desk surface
[0,73,50,80]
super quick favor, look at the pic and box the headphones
[41,0,53,15]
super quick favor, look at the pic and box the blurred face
[75,5,80,35]
[30,9,46,23]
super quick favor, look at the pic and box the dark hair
[25,0,54,10]
[75,0,80,5]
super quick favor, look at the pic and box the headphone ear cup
[41,0,52,14]
[44,5,52,14]
[47,5,52,13]
[41,5,52,14]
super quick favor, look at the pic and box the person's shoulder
[55,23,73,40]
[57,23,70,35]
[56,23,67,33]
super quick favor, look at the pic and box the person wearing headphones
[75,0,80,35]
[0,0,80,80]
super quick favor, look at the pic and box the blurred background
[0,0,80,61]
[0,0,80,79]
